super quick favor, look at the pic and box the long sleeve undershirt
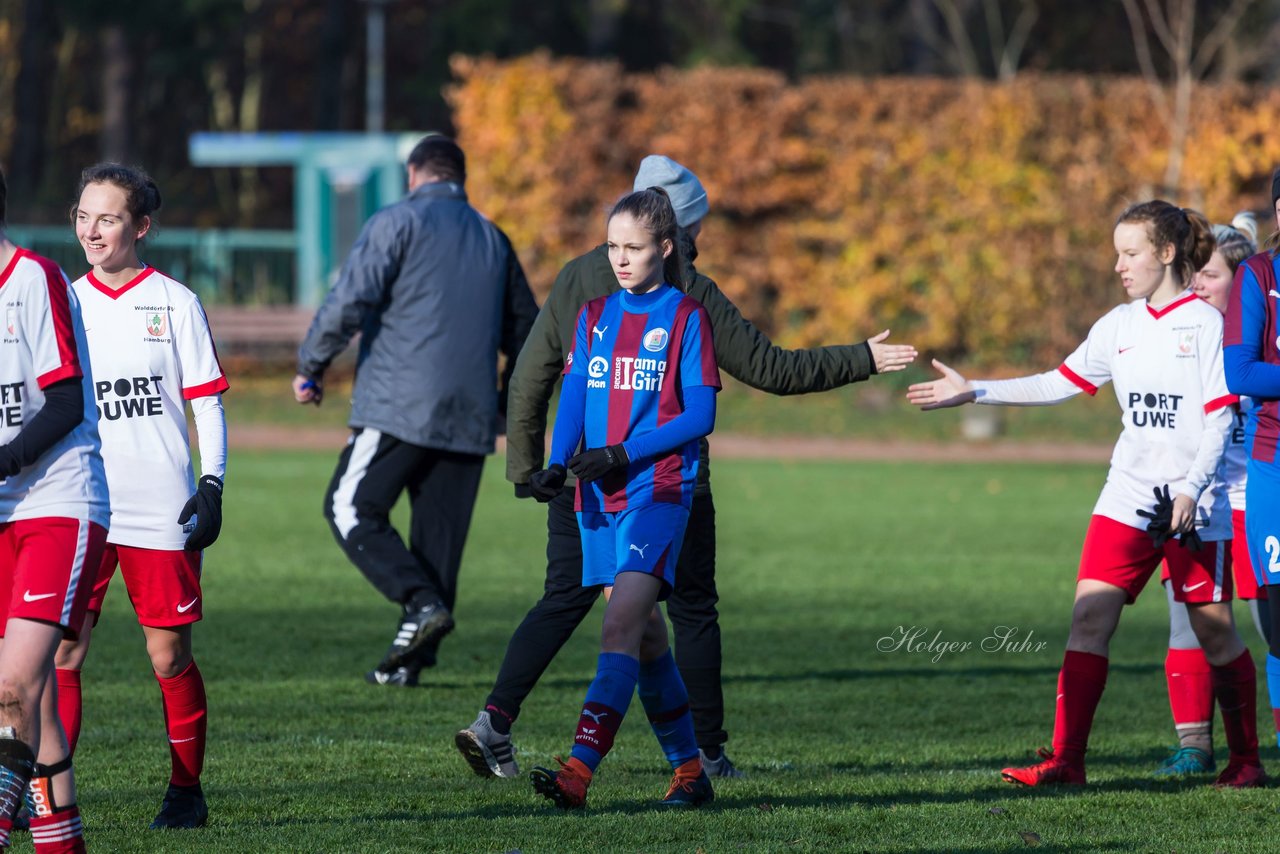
[190,393,227,480]
[547,377,716,467]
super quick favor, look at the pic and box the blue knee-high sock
[1266,654,1280,749]
[638,650,699,769]
[569,652,639,772]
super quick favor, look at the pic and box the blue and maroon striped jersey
[1225,253,1280,464]
[564,284,720,511]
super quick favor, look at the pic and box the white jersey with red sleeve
[71,267,229,549]
[0,248,109,526]
[972,293,1234,538]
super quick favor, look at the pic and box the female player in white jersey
[55,163,229,829]
[0,165,106,851]
[908,200,1263,788]
[1154,216,1266,777]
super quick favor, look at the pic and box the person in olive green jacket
[455,155,916,780]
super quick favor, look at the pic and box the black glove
[1136,484,1174,548]
[514,483,533,499]
[528,465,567,503]
[1178,526,1204,552]
[178,475,223,551]
[567,445,629,482]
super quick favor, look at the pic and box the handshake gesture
[1136,484,1202,551]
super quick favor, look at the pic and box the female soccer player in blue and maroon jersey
[525,187,720,809]
[1225,169,1280,754]
[909,201,1263,789]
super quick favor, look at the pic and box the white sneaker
[699,748,745,778]
[455,711,519,778]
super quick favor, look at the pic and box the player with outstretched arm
[908,201,1262,788]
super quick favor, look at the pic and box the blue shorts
[577,503,689,600]
[1246,458,1280,587]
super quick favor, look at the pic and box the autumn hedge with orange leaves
[449,53,1280,368]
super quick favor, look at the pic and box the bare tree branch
[1190,0,1256,78]
[999,2,1038,81]
[1141,0,1177,55]
[1121,0,1172,122]
[931,0,983,76]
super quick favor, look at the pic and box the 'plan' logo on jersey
[145,312,167,337]
[1177,331,1195,355]
[5,308,16,337]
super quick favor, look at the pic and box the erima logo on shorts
[1127,392,1183,428]
[0,382,25,428]
[97,375,165,420]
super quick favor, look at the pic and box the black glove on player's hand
[1136,484,1174,548]
[1178,526,1204,552]
[568,445,630,482]
[179,475,224,551]
[529,465,567,503]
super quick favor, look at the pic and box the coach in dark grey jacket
[294,135,537,686]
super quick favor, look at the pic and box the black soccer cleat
[149,783,208,829]
[377,601,454,672]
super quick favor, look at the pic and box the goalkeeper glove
[1136,484,1174,548]
[568,445,629,482]
[529,465,567,503]
[179,475,224,551]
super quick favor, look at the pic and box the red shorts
[0,517,107,638]
[87,543,203,627]
[1080,514,1230,604]
[1156,509,1266,601]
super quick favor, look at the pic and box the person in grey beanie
[455,154,916,781]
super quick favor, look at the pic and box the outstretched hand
[867,330,918,374]
[906,359,977,410]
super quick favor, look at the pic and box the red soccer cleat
[530,756,593,809]
[1001,747,1086,787]
[1214,760,1266,789]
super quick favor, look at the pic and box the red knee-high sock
[1165,647,1214,740]
[1051,650,1109,763]
[1211,649,1260,765]
[29,806,85,854]
[156,660,207,787]
[55,670,83,757]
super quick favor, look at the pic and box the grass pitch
[68,452,1274,852]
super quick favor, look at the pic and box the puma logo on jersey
[582,709,608,724]
[629,543,649,559]
[593,325,608,341]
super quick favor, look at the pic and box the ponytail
[1116,200,1212,285]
